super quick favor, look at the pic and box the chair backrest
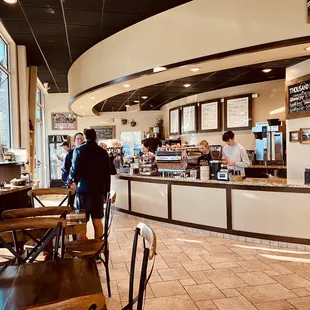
[101,192,114,246]
[123,223,157,310]
[0,217,66,265]
[2,206,72,220]
[21,293,106,310]
[28,188,73,208]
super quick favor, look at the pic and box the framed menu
[224,94,252,130]
[181,103,197,134]
[90,126,116,139]
[198,99,222,133]
[286,73,310,120]
[169,107,180,135]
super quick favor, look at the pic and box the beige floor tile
[237,271,276,286]
[268,263,294,275]
[210,262,240,269]
[189,271,212,284]
[150,280,186,297]
[167,245,183,253]
[212,296,256,310]
[187,254,204,261]
[292,287,310,297]
[105,295,122,310]
[208,274,248,290]
[204,269,235,278]
[272,274,310,289]
[264,269,281,276]
[144,294,199,310]
[181,260,213,272]
[221,288,241,298]
[179,278,196,286]
[116,279,154,301]
[161,252,191,263]
[229,266,247,273]
[287,296,310,309]
[202,244,233,254]
[255,300,295,310]
[201,253,242,264]
[195,300,218,310]
[108,267,129,281]
[166,261,183,268]
[238,283,297,303]
[185,283,225,301]
[157,268,190,281]
[237,260,272,272]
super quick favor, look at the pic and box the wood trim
[167,183,172,220]
[224,94,253,131]
[128,180,131,212]
[69,36,310,106]
[198,99,222,133]
[180,103,197,134]
[226,188,232,229]
[289,130,301,143]
[169,107,180,136]
[286,73,310,120]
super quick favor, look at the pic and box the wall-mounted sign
[51,112,77,130]
[169,107,180,135]
[91,126,116,140]
[301,128,310,144]
[181,103,197,134]
[286,73,310,120]
[224,94,252,130]
[198,99,222,133]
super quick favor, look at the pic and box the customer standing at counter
[197,140,212,166]
[222,130,250,176]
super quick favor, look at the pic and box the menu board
[181,104,197,134]
[169,108,180,135]
[286,74,310,119]
[90,126,115,140]
[198,100,221,132]
[224,95,252,130]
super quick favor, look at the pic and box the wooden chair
[122,223,157,310]
[66,191,116,297]
[20,293,107,310]
[0,217,66,265]
[28,188,74,208]
[2,206,72,258]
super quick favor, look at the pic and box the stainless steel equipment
[252,121,286,164]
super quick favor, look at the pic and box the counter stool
[66,191,115,297]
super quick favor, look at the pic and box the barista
[197,140,212,166]
[222,131,250,176]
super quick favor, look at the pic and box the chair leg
[103,250,111,297]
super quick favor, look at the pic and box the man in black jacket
[68,129,111,239]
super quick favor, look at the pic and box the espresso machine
[252,120,286,165]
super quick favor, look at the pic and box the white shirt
[223,143,250,176]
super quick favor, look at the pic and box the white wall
[45,93,163,140]
[68,0,310,99]
[161,80,286,150]
[286,59,310,184]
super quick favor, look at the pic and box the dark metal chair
[122,222,157,310]
[0,217,66,265]
[66,191,115,297]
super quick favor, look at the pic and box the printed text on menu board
[183,105,196,132]
[287,79,310,114]
[170,109,179,133]
[201,102,218,130]
[227,97,249,128]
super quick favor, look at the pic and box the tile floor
[92,213,310,310]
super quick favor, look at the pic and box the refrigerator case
[48,135,69,188]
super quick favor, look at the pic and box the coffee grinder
[209,145,222,180]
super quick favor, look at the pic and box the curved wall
[68,0,310,100]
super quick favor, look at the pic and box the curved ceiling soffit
[68,36,310,116]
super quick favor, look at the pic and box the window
[0,36,10,147]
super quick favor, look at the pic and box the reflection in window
[0,37,8,69]
[0,70,10,146]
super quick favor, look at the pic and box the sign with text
[286,74,310,119]
[90,126,116,140]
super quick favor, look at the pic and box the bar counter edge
[113,174,310,246]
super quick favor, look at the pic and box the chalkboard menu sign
[90,126,116,140]
[286,74,310,120]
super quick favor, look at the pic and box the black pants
[75,193,104,222]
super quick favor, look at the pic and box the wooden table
[0,257,105,309]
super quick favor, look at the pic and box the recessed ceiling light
[82,112,86,115]
[183,84,191,88]
[190,67,202,72]
[4,0,17,3]
[134,100,140,103]
[153,66,167,73]
[124,84,130,88]
[305,46,310,51]
[262,69,272,73]
[141,96,148,99]
[90,96,96,100]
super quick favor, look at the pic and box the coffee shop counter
[112,174,310,245]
